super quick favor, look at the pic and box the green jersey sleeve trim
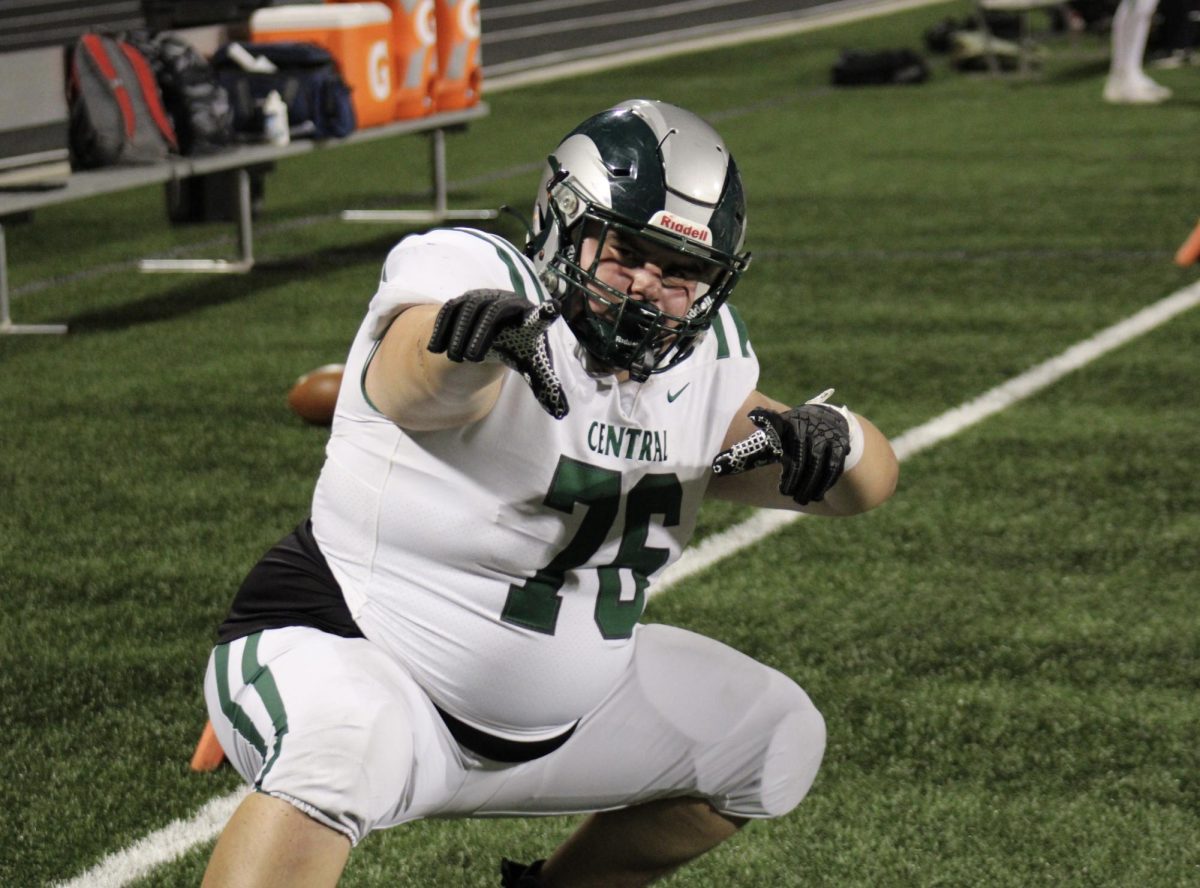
[459,229,548,304]
[360,335,386,415]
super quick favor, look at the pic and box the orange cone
[189,720,226,772]
[1174,218,1200,267]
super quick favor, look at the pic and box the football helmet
[527,99,751,381]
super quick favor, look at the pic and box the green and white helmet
[527,99,751,381]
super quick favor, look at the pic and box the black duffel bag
[211,41,356,140]
[126,30,234,156]
[831,48,930,86]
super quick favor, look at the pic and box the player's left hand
[711,393,851,504]
[428,289,569,419]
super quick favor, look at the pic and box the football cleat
[499,858,547,887]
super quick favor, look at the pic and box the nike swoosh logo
[667,384,690,403]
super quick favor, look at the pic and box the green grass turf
[3,4,1199,884]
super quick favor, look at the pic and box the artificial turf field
[3,3,1198,885]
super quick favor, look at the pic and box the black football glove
[428,289,569,419]
[711,391,851,505]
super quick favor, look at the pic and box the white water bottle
[263,90,289,146]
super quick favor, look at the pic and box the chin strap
[627,344,658,382]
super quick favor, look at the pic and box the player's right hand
[428,289,569,419]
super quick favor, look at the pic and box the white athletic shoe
[1149,50,1195,70]
[1103,75,1172,104]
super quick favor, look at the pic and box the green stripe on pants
[215,641,267,760]
[242,632,290,783]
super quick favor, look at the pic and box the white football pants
[204,623,826,845]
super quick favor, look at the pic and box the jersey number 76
[501,455,682,640]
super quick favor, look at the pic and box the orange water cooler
[329,0,439,119]
[250,3,395,129]
[433,0,482,111]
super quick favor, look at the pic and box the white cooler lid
[251,2,392,31]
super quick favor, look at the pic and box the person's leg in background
[1148,0,1198,67]
[1105,0,1172,102]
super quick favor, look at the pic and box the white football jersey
[312,229,758,741]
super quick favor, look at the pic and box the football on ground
[287,363,344,425]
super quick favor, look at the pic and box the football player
[201,99,898,887]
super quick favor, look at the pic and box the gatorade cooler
[433,0,481,111]
[250,3,395,129]
[330,0,438,119]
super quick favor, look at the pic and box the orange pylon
[190,720,226,772]
[1174,218,1200,267]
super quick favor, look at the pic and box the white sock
[1109,0,1162,81]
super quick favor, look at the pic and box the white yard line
[657,280,1200,588]
[54,280,1200,888]
[53,789,250,888]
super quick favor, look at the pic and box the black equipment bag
[211,41,356,140]
[831,48,930,86]
[68,33,179,168]
[126,31,234,156]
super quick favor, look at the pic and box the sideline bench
[0,102,494,335]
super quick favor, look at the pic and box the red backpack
[68,33,179,169]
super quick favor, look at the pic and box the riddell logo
[649,211,712,244]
